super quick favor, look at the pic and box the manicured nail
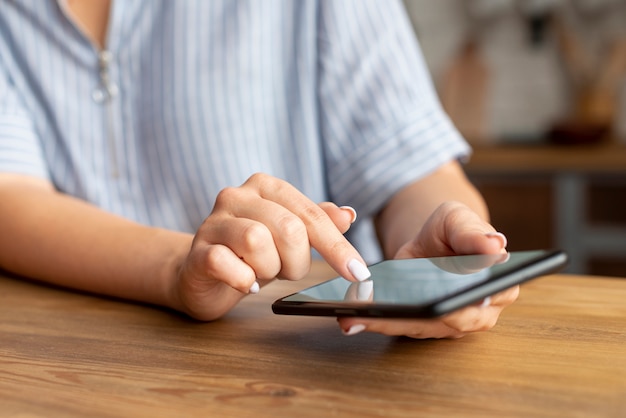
[249,281,260,294]
[339,206,358,224]
[357,280,373,301]
[342,324,366,336]
[485,232,508,249]
[480,296,491,308]
[348,259,371,282]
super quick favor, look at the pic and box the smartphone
[272,249,567,318]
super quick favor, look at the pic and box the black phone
[272,249,568,318]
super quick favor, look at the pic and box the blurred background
[403,0,626,276]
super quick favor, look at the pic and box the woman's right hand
[170,173,370,321]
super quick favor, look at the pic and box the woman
[0,0,516,338]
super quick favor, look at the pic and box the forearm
[0,175,193,309]
[375,160,489,258]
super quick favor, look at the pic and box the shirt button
[92,88,106,103]
[92,83,119,103]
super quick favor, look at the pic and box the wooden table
[1,263,625,417]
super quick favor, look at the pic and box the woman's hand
[171,173,371,321]
[337,201,519,338]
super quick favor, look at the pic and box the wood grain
[1,264,625,417]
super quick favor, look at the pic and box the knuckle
[444,310,480,334]
[482,307,503,330]
[240,223,272,251]
[300,203,327,225]
[327,238,351,256]
[214,187,240,209]
[245,173,297,199]
[277,214,306,243]
[456,312,496,333]
[302,204,327,222]
[204,246,254,292]
[203,245,232,274]
[442,202,466,226]
[455,323,475,334]
[466,314,498,333]
[246,172,271,188]
[481,316,499,331]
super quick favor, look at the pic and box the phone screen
[272,250,567,318]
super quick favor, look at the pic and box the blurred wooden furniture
[1,263,625,417]
[466,143,626,276]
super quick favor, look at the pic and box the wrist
[155,230,194,313]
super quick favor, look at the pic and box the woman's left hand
[336,201,519,338]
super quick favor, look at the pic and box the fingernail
[357,280,373,301]
[342,324,366,336]
[339,206,358,224]
[480,296,491,308]
[249,281,260,294]
[348,259,371,282]
[485,232,508,249]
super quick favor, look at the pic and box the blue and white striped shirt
[0,0,470,261]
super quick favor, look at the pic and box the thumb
[399,201,507,259]
[318,202,357,234]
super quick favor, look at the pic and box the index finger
[247,173,371,282]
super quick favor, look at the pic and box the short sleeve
[0,56,49,179]
[317,0,471,217]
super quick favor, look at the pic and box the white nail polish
[485,232,508,249]
[357,280,374,301]
[480,296,491,308]
[339,205,358,224]
[342,324,366,336]
[249,281,260,294]
[348,259,371,282]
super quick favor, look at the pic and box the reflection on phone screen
[285,252,518,305]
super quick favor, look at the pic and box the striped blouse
[0,0,470,261]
